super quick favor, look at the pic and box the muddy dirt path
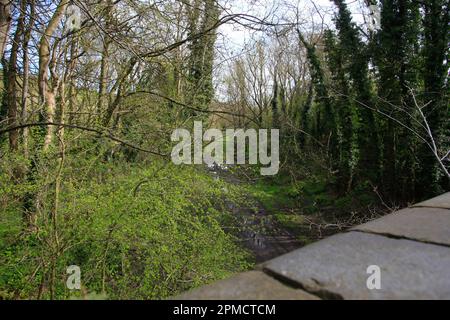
[236,204,302,263]
[211,168,302,263]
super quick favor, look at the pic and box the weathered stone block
[352,207,450,246]
[413,192,450,209]
[264,232,450,299]
[173,271,319,300]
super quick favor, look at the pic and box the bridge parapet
[175,192,450,300]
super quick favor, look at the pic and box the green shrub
[0,157,251,299]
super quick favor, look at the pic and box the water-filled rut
[210,165,301,263]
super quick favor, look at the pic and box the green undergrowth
[245,172,380,245]
[0,154,252,300]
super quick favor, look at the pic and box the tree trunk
[6,0,26,152]
[38,0,68,151]
[21,0,37,158]
[0,0,11,57]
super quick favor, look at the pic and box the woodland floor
[210,167,334,263]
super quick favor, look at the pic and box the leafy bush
[0,155,251,299]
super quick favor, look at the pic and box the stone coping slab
[413,192,450,210]
[264,232,450,300]
[173,271,319,300]
[352,207,450,246]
